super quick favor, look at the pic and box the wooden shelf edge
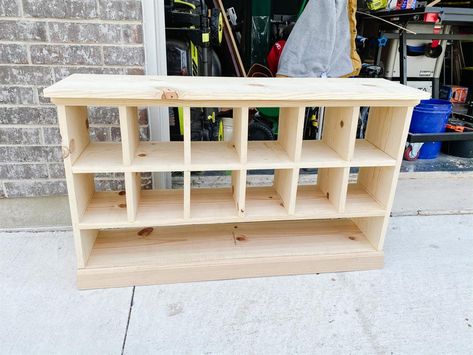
[78,209,386,229]
[77,251,383,289]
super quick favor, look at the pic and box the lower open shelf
[77,219,383,289]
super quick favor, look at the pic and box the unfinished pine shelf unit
[44,74,429,289]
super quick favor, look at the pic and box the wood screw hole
[234,226,238,229]
[240,209,244,213]
[118,190,126,196]
[118,203,127,208]
[326,192,330,199]
[348,236,356,240]
[236,235,247,242]
[340,120,344,128]
[268,196,273,199]
[138,227,154,237]
[137,153,146,157]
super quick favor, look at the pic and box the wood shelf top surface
[44,74,429,104]
[84,219,377,269]
[72,139,396,173]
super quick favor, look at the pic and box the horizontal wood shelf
[45,75,428,289]
[77,219,384,289]
[78,185,386,229]
[72,139,396,173]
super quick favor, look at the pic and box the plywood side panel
[278,107,305,161]
[119,106,139,165]
[57,105,95,268]
[318,167,350,212]
[57,105,89,165]
[365,106,412,159]
[322,107,359,161]
[352,216,385,251]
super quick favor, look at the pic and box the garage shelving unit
[45,74,428,289]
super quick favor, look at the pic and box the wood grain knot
[118,190,126,196]
[162,88,178,100]
[348,236,356,240]
[326,192,330,199]
[137,153,146,157]
[61,146,70,159]
[340,120,344,128]
[138,227,154,237]
[118,203,127,208]
[236,235,247,242]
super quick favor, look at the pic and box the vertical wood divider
[183,106,191,165]
[318,167,350,212]
[232,107,249,163]
[278,106,305,161]
[274,168,299,215]
[183,106,192,219]
[119,106,139,165]
[183,170,191,219]
[119,106,140,222]
[320,106,359,212]
[232,169,246,217]
[323,106,359,161]
[275,106,305,215]
[125,172,141,222]
[57,105,97,268]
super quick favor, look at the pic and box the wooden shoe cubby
[45,75,428,289]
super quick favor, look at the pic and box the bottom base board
[77,219,384,289]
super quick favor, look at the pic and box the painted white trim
[142,0,172,189]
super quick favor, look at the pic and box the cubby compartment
[68,106,185,173]
[247,107,305,168]
[301,107,359,167]
[345,166,393,215]
[76,172,128,228]
[189,107,248,170]
[127,171,185,226]
[189,170,245,220]
[351,106,411,167]
[295,167,349,217]
[245,168,299,218]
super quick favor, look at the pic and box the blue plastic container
[409,99,452,159]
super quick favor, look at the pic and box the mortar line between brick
[0,41,144,47]
[0,63,144,68]
[0,17,142,25]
